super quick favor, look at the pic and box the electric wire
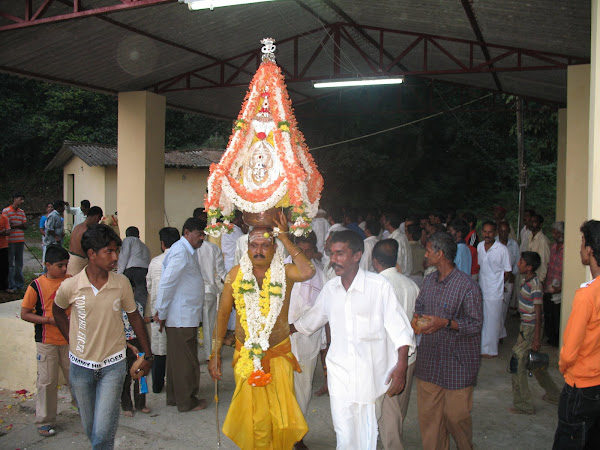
[310,93,493,151]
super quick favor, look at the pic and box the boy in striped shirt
[20,245,72,437]
[510,251,560,414]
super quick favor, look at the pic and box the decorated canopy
[205,38,323,237]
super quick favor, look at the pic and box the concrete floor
[0,314,562,449]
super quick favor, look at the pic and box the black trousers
[0,247,8,290]
[553,383,600,449]
[151,355,167,393]
[543,293,561,347]
[121,338,146,412]
[123,267,148,309]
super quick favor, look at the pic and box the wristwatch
[144,354,154,362]
[446,319,452,329]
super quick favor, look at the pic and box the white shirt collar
[180,236,195,255]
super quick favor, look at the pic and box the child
[509,251,560,414]
[20,245,72,437]
[52,224,153,449]
[120,301,151,417]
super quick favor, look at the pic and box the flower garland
[231,245,286,386]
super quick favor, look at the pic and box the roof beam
[149,22,586,94]
[319,0,411,72]
[460,0,503,92]
[0,0,176,31]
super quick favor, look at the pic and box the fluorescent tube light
[313,77,405,88]
[181,0,275,10]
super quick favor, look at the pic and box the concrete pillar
[591,0,600,218]
[561,65,590,339]
[555,109,567,222]
[117,91,165,257]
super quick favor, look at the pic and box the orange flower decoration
[205,40,323,230]
[247,370,272,387]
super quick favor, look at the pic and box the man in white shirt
[197,237,227,361]
[478,221,512,357]
[146,227,180,393]
[292,230,414,450]
[118,226,151,309]
[382,212,413,275]
[519,209,534,252]
[526,214,551,284]
[311,209,330,255]
[65,200,90,230]
[286,233,327,449]
[359,220,380,273]
[155,218,206,412]
[325,208,347,241]
[373,239,419,450]
[497,220,519,340]
[220,211,246,342]
[221,211,245,273]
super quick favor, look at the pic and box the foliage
[0,73,230,211]
[0,73,230,174]
[1,73,559,227]
[299,82,558,223]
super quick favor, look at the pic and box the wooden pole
[516,96,527,238]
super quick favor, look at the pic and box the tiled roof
[45,141,224,170]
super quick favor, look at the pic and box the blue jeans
[8,242,24,290]
[70,360,126,450]
[553,382,600,449]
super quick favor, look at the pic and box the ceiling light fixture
[180,0,275,10]
[313,77,405,88]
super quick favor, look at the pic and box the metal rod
[23,241,44,268]
[516,96,527,235]
[214,291,221,448]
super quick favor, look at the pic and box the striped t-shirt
[2,206,26,243]
[519,275,543,325]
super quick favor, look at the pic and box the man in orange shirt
[0,212,10,291]
[553,220,600,449]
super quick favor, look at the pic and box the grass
[23,268,39,287]
[24,226,41,241]
[26,244,43,261]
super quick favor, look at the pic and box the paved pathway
[0,316,561,449]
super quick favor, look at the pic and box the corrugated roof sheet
[45,141,224,170]
[0,0,591,115]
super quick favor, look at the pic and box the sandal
[38,425,56,437]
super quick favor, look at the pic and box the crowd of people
[3,193,600,449]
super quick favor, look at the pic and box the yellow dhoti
[223,338,308,449]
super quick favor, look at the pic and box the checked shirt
[415,268,483,389]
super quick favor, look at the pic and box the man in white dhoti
[372,239,419,450]
[477,221,511,358]
[221,211,246,344]
[286,233,326,449]
[292,231,414,450]
[497,220,519,341]
[197,236,227,361]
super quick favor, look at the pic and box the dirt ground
[0,313,563,449]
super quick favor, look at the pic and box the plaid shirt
[415,268,483,389]
[544,242,563,292]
